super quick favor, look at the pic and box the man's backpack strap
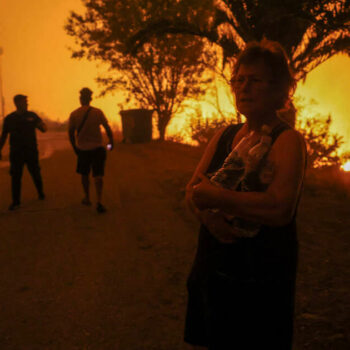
[77,107,91,135]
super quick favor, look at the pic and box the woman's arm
[185,126,228,217]
[192,129,306,227]
[186,126,228,188]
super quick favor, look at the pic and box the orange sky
[1,0,350,152]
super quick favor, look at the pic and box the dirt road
[0,135,349,349]
[0,139,200,350]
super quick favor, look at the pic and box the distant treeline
[42,118,68,132]
[33,111,68,132]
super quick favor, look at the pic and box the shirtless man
[68,88,114,213]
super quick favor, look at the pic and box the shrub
[296,115,343,169]
[186,100,346,172]
[187,107,237,146]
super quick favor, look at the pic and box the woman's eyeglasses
[230,76,272,89]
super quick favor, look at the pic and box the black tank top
[197,122,299,282]
[206,122,290,174]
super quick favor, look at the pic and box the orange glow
[0,1,349,154]
[341,161,350,172]
[0,0,123,125]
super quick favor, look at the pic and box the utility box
[120,109,153,143]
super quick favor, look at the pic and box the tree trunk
[158,123,166,141]
[157,112,171,141]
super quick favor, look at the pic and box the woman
[184,40,306,350]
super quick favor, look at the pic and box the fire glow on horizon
[341,161,350,172]
[1,0,350,159]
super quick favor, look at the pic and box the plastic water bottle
[210,130,257,190]
[235,125,272,237]
[242,125,272,190]
[209,125,273,238]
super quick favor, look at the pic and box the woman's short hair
[232,39,296,109]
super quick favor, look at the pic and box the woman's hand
[192,173,218,210]
[199,209,238,244]
[185,183,200,219]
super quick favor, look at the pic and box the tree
[289,96,345,169]
[65,0,214,140]
[128,0,350,81]
[125,0,348,168]
[298,115,343,168]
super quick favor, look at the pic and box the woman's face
[232,61,279,118]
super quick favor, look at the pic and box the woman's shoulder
[214,123,244,142]
[204,123,243,158]
[274,127,305,147]
[209,125,230,144]
[270,127,307,163]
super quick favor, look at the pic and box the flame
[341,161,350,172]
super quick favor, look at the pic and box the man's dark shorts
[77,147,106,177]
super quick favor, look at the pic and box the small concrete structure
[120,109,153,143]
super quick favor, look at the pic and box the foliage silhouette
[297,115,343,168]
[128,0,350,81]
[65,0,214,140]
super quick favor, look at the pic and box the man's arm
[101,117,114,149]
[193,130,306,227]
[0,120,9,160]
[68,116,79,154]
[36,117,47,132]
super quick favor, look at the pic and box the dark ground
[0,138,349,349]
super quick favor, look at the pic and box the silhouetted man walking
[68,88,114,213]
[0,94,47,210]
